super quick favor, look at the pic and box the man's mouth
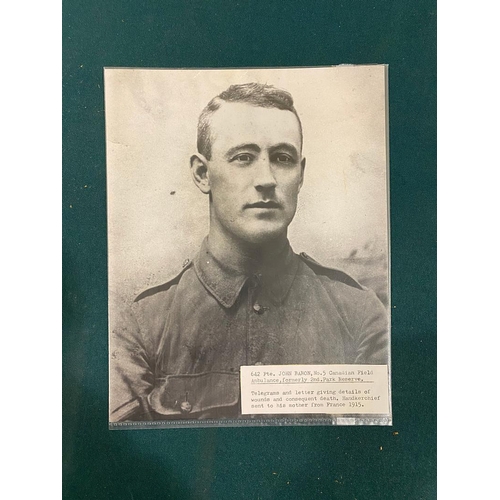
[245,201,281,209]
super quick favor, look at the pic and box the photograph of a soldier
[106,67,390,423]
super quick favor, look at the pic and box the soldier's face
[205,102,305,246]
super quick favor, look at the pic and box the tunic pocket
[148,371,240,416]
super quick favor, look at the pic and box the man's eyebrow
[225,144,261,159]
[269,143,299,157]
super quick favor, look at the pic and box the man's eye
[233,154,253,162]
[274,154,293,163]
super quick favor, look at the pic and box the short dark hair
[197,82,303,159]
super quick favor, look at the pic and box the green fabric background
[63,1,436,498]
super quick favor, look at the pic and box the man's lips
[245,201,281,209]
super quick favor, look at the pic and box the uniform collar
[193,237,300,308]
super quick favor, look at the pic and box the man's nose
[254,157,277,191]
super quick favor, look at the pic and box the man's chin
[237,224,288,247]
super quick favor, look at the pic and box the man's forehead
[209,102,302,153]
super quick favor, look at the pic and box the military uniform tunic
[110,238,388,422]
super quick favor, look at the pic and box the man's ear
[298,157,306,191]
[190,153,211,194]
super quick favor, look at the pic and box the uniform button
[255,362,263,366]
[182,259,190,268]
[253,303,262,313]
[180,401,192,413]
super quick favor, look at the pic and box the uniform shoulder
[134,258,193,302]
[298,252,365,291]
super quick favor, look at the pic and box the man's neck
[206,225,289,274]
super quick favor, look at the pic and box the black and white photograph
[105,66,391,428]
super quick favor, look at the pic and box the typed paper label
[240,364,390,415]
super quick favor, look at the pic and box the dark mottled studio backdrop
[63,1,436,499]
